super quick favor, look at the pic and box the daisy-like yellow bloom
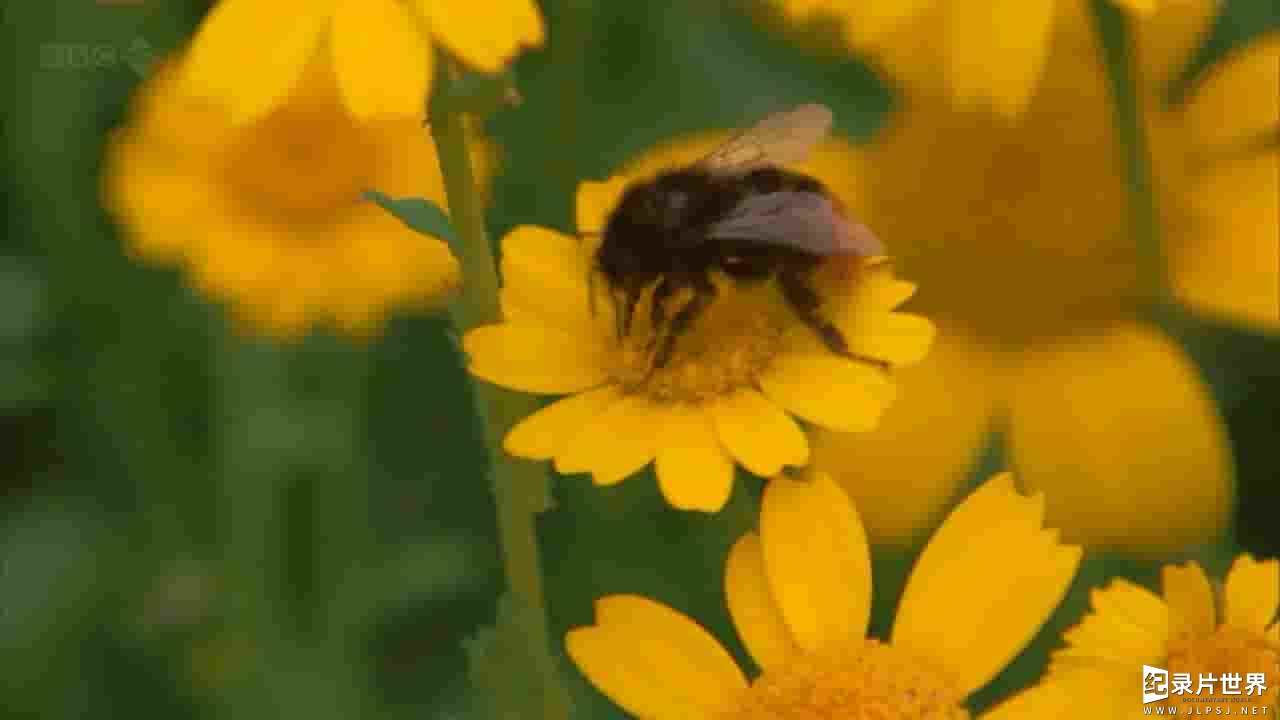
[805,0,1279,552]
[770,0,1161,116]
[566,471,1081,718]
[461,141,935,512]
[180,0,544,124]
[990,554,1279,718]
[102,52,464,338]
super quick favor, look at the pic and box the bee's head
[594,240,656,310]
[597,170,718,293]
[608,172,711,242]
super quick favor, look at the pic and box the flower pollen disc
[724,639,970,720]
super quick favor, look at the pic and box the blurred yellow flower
[461,140,934,512]
[565,472,1081,718]
[102,54,462,338]
[990,554,1279,718]
[771,0,1161,116]
[809,0,1277,552]
[181,0,544,124]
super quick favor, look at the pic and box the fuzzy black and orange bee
[591,104,886,371]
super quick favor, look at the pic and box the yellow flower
[180,0,544,124]
[565,472,1081,718]
[990,554,1279,718]
[808,0,1277,552]
[102,53,462,338]
[770,0,1161,116]
[461,139,935,512]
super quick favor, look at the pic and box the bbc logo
[38,38,152,76]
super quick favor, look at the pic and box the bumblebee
[592,104,886,371]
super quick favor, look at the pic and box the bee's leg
[645,277,677,350]
[616,284,644,340]
[777,268,889,371]
[587,269,599,319]
[612,292,627,340]
[650,276,715,372]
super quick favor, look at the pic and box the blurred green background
[2,1,1277,718]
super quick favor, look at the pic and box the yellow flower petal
[462,324,610,395]
[1171,152,1280,331]
[1008,321,1233,553]
[1139,6,1238,181]
[844,262,919,310]
[893,473,1082,695]
[982,674,1075,720]
[554,395,660,485]
[942,0,1057,116]
[759,472,871,653]
[1183,33,1280,151]
[503,386,623,460]
[1092,579,1172,644]
[896,471,1036,561]
[836,310,936,367]
[829,0,934,46]
[809,326,997,545]
[113,58,236,151]
[181,0,332,125]
[324,204,461,329]
[366,115,450,198]
[566,595,747,720]
[710,388,809,478]
[331,0,432,120]
[1223,555,1280,634]
[1162,561,1216,638]
[1111,0,1158,14]
[724,533,798,672]
[654,405,735,512]
[758,353,895,433]
[102,131,222,263]
[184,213,283,311]
[987,667,1130,720]
[497,226,604,335]
[1057,579,1170,665]
[1133,0,1246,141]
[575,176,631,235]
[413,0,543,74]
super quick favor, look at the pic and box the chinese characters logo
[1143,664,1270,705]
[1146,666,1171,704]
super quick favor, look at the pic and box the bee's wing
[705,191,884,257]
[694,104,834,176]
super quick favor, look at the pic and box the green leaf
[363,190,459,248]
[1166,0,1280,107]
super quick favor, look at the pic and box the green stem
[431,81,573,719]
[436,115,502,327]
[1091,0,1170,305]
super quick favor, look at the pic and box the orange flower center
[220,96,379,222]
[1155,624,1280,712]
[724,639,970,720]
[610,277,788,404]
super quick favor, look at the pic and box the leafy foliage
[0,1,1275,718]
